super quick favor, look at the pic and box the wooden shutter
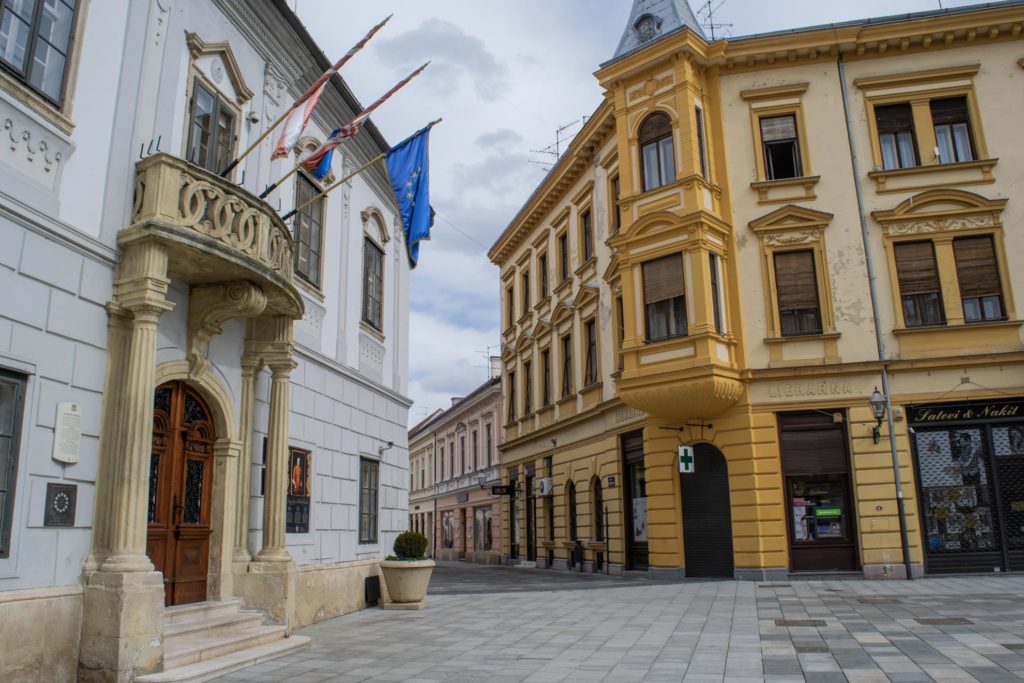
[642,255,684,304]
[639,113,671,145]
[774,250,818,310]
[761,115,797,142]
[894,241,941,295]
[954,236,1001,298]
[875,103,914,134]
[930,97,969,125]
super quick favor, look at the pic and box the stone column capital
[266,356,297,377]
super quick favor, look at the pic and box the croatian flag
[302,128,344,180]
[272,83,327,159]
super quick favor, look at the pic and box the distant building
[408,409,442,554]
[490,0,1024,580]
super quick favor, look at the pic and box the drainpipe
[837,54,914,581]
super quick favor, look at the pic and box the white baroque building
[0,1,412,680]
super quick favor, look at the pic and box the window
[566,480,577,541]
[361,238,384,331]
[642,254,687,341]
[541,348,551,407]
[558,233,569,283]
[442,510,454,548]
[774,250,822,336]
[439,445,445,480]
[894,241,945,327]
[521,270,530,313]
[639,113,675,191]
[954,236,1004,323]
[709,252,724,335]
[593,478,604,542]
[539,254,549,299]
[358,458,379,543]
[293,175,324,287]
[506,371,516,422]
[695,106,708,179]
[560,334,573,398]
[472,430,478,470]
[581,210,594,263]
[0,0,77,104]
[186,78,236,174]
[584,319,597,387]
[449,447,454,480]
[615,296,625,371]
[505,286,515,328]
[523,360,532,415]
[760,115,801,180]
[485,424,492,467]
[474,506,492,551]
[931,97,974,165]
[0,370,26,558]
[875,103,917,170]
[460,435,466,473]
[611,175,621,233]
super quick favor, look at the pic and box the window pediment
[749,204,833,234]
[573,285,600,310]
[186,33,254,105]
[530,319,552,339]
[551,301,575,326]
[515,331,534,352]
[871,189,1006,236]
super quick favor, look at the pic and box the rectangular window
[449,447,454,480]
[931,97,974,164]
[642,254,687,341]
[485,424,492,467]
[439,445,445,480]
[0,0,77,104]
[506,371,516,422]
[560,334,573,398]
[954,235,1004,323]
[521,270,530,313]
[875,103,918,170]
[558,233,569,282]
[472,430,478,470]
[0,370,26,557]
[581,210,593,263]
[695,106,708,179]
[539,254,549,298]
[293,175,324,287]
[523,360,532,414]
[474,506,493,551]
[541,348,551,407]
[186,78,236,174]
[361,238,384,331]
[460,436,466,473]
[505,286,514,328]
[760,114,801,180]
[774,250,822,336]
[358,458,379,543]
[584,319,598,386]
[709,252,724,335]
[615,296,624,371]
[894,241,945,327]
[611,175,621,233]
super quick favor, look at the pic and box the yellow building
[488,0,1024,579]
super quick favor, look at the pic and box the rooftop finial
[612,0,707,61]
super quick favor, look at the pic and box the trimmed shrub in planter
[379,531,435,608]
[393,531,428,560]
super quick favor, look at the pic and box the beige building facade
[490,0,1024,580]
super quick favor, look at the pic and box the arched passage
[681,443,734,578]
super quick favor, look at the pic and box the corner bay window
[642,254,686,341]
[0,0,77,104]
[187,78,236,174]
[639,112,675,192]
[774,250,822,336]
[894,241,945,327]
[876,103,918,170]
[954,235,1004,322]
[358,458,379,543]
[709,252,724,335]
[361,238,384,330]
[760,114,801,180]
[932,97,974,165]
[293,175,324,287]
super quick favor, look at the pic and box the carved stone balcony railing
[435,465,500,496]
[124,153,302,318]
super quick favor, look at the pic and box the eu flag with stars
[385,123,433,269]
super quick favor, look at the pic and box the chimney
[451,397,463,407]
[489,356,502,379]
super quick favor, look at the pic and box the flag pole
[218,14,393,178]
[282,118,442,222]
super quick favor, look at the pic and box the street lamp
[869,387,886,444]
[477,472,488,490]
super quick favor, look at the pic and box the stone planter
[379,559,435,610]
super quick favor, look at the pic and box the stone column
[233,346,262,565]
[255,357,295,562]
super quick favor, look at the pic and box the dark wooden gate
[681,443,734,578]
[621,431,648,570]
[147,382,215,606]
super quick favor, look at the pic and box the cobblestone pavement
[217,565,1024,683]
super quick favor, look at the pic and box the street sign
[678,445,694,474]
[491,485,515,495]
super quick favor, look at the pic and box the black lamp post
[869,387,886,444]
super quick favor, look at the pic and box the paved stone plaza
[217,563,1024,682]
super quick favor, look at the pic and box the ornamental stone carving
[885,214,995,236]
[187,282,267,378]
[762,229,820,246]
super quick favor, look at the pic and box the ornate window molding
[740,83,816,202]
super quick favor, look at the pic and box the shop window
[639,112,675,192]
[523,360,532,415]
[954,236,1005,323]
[541,348,551,407]
[0,370,26,558]
[442,510,455,549]
[293,174,324,287]
[642,254,686,341]
[286,448,310,534]
[894,241,945,327]
[875,103,918,170]
[0,0,77,104]
[358,458,379,544]
[773,250,822,336]
[186,77,236,174]
[474,506,493,551]
[931,97,975,165]
[361,238,384,331]
[709,252,724,335]
[560,334,573,398]
[580,210,594,262]
[506,370,516,423]
[583,319,597,386]
[760,115,802,180]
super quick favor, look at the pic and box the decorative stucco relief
[885,214,996,236]
[0,97,72,191]
[761,229,820,247]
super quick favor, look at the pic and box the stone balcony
[435,465,501,496]
[125,153,302,319]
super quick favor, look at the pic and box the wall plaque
[52,402,82,464]
[44,483,77,526]
[286,448,311,533]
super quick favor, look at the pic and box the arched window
[566,480,577,541]
[592,477,604,542]
[639,113,675,192]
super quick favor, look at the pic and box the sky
[292,0,994,425]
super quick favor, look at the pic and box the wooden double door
[147,381,215,606]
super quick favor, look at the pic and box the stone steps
[163,611,266,648]
[135,635,310,683]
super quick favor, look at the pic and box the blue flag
[385,124,433,269]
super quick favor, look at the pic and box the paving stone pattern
[217,565,1024,682]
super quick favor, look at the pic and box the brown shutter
[642,254,684,304]
[761,115,797,142]
[773,250,818,310]
[875,103,914,134]
[930,97,969,125]
[954,236,1002,298]
[894,241,941,295]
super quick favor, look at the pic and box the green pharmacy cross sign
[678,445,695,474]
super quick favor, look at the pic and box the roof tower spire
[612,0,707,61]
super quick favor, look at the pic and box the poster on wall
[286,448,311,533]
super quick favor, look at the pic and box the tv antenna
[529,119,581,170]
[697,0,733,41]
[475,345,500,379]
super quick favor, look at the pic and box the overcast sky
[293,0,992,424]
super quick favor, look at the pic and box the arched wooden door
[147,381,215,606]
[681,443,735,578]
